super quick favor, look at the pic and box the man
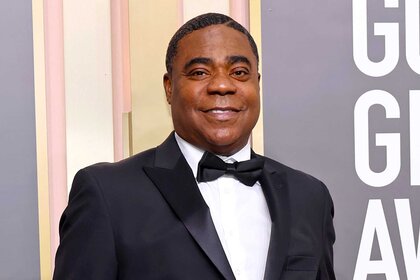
[54,13,335,280]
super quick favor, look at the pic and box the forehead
[174,25,256,66]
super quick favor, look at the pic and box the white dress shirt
[175,133,272,280]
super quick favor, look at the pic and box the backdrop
[261,0,420,279]
[0,0,40,279]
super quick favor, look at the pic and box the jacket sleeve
[317,185,336,280]
[53,168,118,280]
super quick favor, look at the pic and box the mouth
[201,107,242,121]
[204,107,241,113]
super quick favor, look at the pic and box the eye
[230,68,249,80]
[187,69,210,80]
[191,70,207,76]
[233,70,246,76]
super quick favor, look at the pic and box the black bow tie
[196,151,265,186]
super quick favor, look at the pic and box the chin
[206,133,248,154]
[207,131,237,144]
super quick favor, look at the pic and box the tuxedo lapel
[257,158,290,280]
[143,134,235,280]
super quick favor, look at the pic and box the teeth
[209,109,233,113]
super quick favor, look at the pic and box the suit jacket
[53,133,335,280]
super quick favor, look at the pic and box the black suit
[53,133,335,280]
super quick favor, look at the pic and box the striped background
[1,1,263,279]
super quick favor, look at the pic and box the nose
[206,72,236,95]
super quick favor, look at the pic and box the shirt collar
[174,132,251,178]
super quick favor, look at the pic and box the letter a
[395,199,420,279]
[353,200,399,279]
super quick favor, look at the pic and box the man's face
[164,24,260,156]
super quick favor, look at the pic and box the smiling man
[54,13,335,280]
[163,22,260,156]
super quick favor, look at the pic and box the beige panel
[250,0,264,155]
[63,0,115,190]
[129,0,178,153]
[122,112,133,158]
[32,0,52,277]
[182,0,230,22]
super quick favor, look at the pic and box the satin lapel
[259,161,290,280]
[143,134,235,280]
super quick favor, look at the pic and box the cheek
[242,89,260,112]
[242,93,261,127]
[171,92,203,126]
[173,84,206,109]
[251,89,261,110]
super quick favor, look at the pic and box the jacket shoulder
[261,155,330,196]
[82,147,157,175]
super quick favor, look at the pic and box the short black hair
[165,13,259,74]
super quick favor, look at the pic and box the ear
[257,73,261,82]
[163,73,172,104]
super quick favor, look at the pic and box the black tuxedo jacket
[53,133,335,280]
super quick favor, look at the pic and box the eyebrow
[227,55,251,68]
[183,57,211,70]
[182,55,252,71]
